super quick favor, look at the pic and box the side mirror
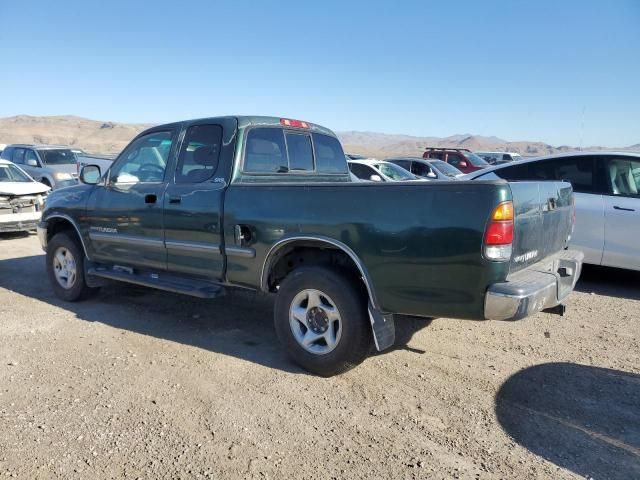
[458,161,468,168]
[26,159,38,167]
[80,164,101,185]
[427,171,437,178]
[369,174,383,182]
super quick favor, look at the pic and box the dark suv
[423,148,489,174]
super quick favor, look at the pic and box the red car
[423,148,489,174]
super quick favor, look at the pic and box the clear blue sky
[1,0,638,146]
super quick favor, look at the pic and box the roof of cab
[143,116,337,138]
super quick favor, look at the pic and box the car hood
[0,181,50,196]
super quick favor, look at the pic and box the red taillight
[485,221,514,245]
[280,118,310,129]
[484,201,514,261]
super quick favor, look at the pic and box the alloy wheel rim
[52,247,77,289]
[289,289,342,355]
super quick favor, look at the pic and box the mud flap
[368,302,395,351]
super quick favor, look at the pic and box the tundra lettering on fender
[37,116,583,376]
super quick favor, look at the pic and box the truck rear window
[243,128,348,175]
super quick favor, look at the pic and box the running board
[87,267,225,299]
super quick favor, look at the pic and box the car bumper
[484,249,584,321]
[0,211,42,233]
[37,221,48,250]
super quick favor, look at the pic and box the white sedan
[0,159,50,233]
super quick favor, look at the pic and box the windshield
[0,163,32,182]
[39,149,77,165]
[375,162,416,181]
[431,160,462,176]
[464,152,490,167]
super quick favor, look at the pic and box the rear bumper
[484,249,584,321]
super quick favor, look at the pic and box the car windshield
[431,160,462,176]
[375,162,416,181]
[0,163,32,182]
[464,152,490,167]
[39,149,77,165]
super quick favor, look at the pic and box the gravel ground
[0,233,638,480]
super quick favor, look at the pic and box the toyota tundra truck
[37,116,583,376]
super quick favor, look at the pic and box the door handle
[144,194,157,204]
[168,196,181,204]
[613,205,635,212]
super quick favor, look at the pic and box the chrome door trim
[165,240,221,254]
[88,231,165,249]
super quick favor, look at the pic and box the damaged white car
[0,159,49,233]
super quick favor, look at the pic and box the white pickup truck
[76,154,116,178]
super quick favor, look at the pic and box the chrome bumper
[37,221,48,251]
[485,249,584,321]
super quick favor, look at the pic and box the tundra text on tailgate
[37,116,583,376]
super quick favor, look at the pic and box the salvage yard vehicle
[468,151,640,271]
[387,157,464,180]
[475,151,523,165]
[423,147,489,174]
[0,144,79,189]
[37,116,583,376]
[0,159,49,232]
[348,158,421,182]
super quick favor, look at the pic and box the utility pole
[579,107,585,151]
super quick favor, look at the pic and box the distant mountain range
[0,115,637,158]
[338,131,640,159]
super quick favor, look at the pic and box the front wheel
[274,266,372,376]
[46,232,99,301]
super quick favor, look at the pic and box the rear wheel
[46,232,99,301]
[274,266,372,376]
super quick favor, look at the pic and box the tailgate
[508,181,573,274]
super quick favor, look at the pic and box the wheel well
[265,242,368,298]
[47,218,80,245]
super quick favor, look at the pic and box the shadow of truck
[496,362,640,479]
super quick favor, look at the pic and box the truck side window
[312,133,348,174]
[175,124,222,183]
[110,131,173,184]
[244,128,287,173]
[285,132,313,171]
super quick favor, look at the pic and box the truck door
[85,129,175,270]
[163,120,236,280]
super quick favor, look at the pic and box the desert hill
[0,115,637,158]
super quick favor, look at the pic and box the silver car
[0,144,79,189]
[468,152,640,271]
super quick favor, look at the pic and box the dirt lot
[0,233,638,479]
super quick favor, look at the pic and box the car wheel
[274,266,372,376]
[46,232,99,301]
[40,178,52,188]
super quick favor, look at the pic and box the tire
[46,232,99,301]
[40,178,52,188]
[274,266,372,376]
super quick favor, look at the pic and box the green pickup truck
[37,116,583,376]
